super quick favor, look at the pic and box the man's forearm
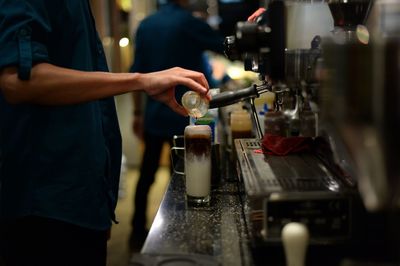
[0,63,142,105]
[1,63,209,115]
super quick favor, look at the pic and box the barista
[0,1,209,265]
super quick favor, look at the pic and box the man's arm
[184,15,225,54]
[0,63,209,115]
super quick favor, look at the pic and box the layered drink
[184,125,212,207]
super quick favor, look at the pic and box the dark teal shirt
[130,3,224,137]
[0,0,122,230]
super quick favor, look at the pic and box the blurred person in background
[129,0,225,251]
[0,1,210,265]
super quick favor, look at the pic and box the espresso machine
[318,0,400,263]
[209,0,400,264]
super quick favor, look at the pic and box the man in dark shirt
[0,1,209,265]
[129,0,224,250]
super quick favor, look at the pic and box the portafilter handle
[209,83,271,140]
[209,84,258,109]
[209,83,271,109]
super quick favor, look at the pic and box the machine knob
[281,222,309,266]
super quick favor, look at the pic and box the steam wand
[250,98,264,140]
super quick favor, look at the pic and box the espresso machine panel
[264,194,351,241]
[234,138,357,245]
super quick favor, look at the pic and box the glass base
[186,194,210,207]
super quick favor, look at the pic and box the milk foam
[185,156,211,197]
[185,125,211,137]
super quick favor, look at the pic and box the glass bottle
[181,91,209,118]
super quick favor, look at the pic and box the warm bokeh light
[227,65,245,80]
[119,37,130,47]
[116,0,131,12]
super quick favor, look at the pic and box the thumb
[169,100,188,116]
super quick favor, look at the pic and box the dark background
[157,0,260,37]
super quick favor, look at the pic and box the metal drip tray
[236,139,344,194]
[234,139,356,244]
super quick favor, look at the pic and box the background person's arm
[0,63,209,115]
[132,91,144,139]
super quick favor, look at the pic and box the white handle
[282,222,309,266]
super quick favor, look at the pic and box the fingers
[175,68,210,95]
[179,76,209,95]
[150,67,209,96]
[192,71,209,91]
[248,8,266,22]
[143,67,210,116]
[170,69,209,94]
[166,69,209,114]
[205,90,212,101]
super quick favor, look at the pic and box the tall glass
[230,110,253,144]
[230,110,253,164]
[184,125,212,207]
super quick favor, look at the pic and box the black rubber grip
[209,85,259,109]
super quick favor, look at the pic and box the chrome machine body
[210,0,400,264]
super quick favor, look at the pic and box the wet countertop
[133,162,255,266]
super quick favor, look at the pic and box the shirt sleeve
[129,24,146,73]
[0,0,51,80]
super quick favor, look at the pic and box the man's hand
[247,8,266,22]
[139,67,210,116]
